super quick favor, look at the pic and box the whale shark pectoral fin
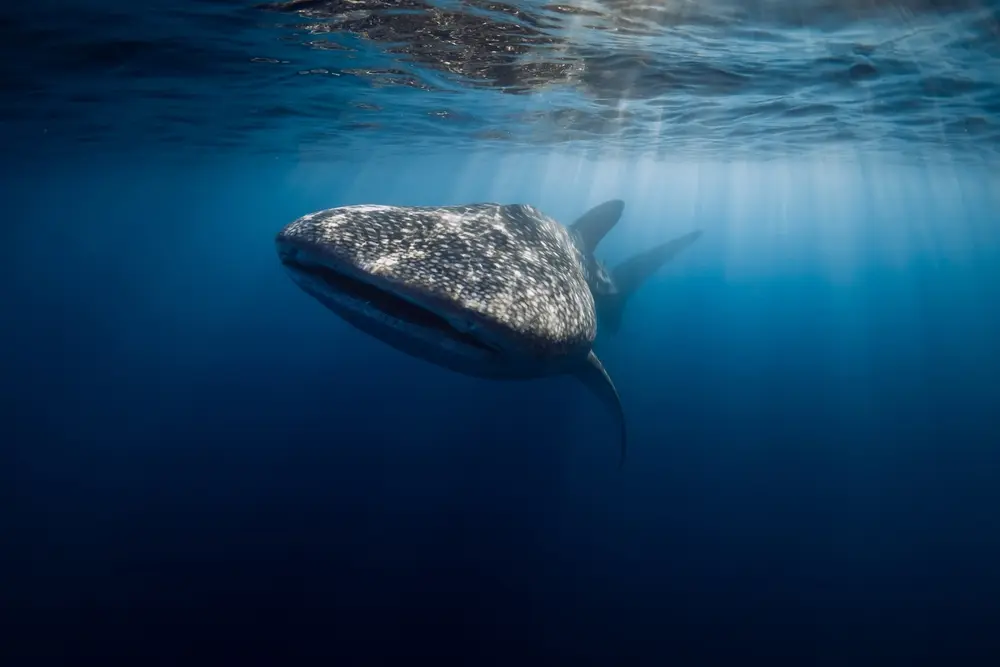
[569,199,625,255]
[574,350,627,468]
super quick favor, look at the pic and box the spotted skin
[277,203,596,359]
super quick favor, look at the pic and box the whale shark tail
[599,230,703,335]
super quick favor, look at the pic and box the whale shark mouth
[280,254,497,354]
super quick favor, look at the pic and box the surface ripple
[1,0,998,161]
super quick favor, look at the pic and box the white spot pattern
[276,203,597,355]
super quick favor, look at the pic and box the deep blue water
[3,1,1000,665]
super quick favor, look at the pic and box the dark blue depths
[2,0,1000,663]
[3,156,999,666]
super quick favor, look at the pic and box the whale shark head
[276,202,629,466]
[277,203,597,372]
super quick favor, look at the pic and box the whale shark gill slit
[281,256,498,354]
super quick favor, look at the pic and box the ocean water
[3,1,1000,665]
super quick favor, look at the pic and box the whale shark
[276,203,628,466]
[567,199,702,335]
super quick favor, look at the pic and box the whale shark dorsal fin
[574,350,627,467]
[569,199,625,255]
